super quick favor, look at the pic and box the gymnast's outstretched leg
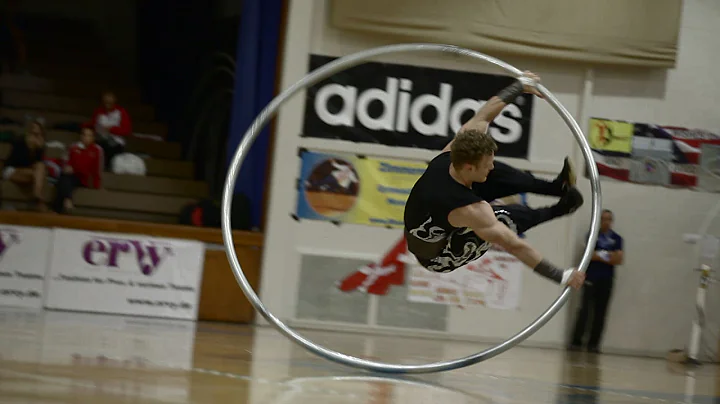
[474,157,577,202]
[493,190,581,236]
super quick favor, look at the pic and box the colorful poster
[407,246,524,310]
[296,150,427,228]
[589,118,634,154]
[588,118,720,190]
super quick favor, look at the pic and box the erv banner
[0,226,53,309]
[44,229,205,320]
[302,54,535,159]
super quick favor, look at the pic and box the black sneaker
[555,186,584,215]
[556,156,577,191]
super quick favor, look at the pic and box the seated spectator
[2,120,47,211]
[88,91,133,137]
[84,91,132,169]
[53,127,103,214]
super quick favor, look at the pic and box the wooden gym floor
[0,307,718,403]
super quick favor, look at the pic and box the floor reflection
[0,307,719,403]
[0,307,196,403]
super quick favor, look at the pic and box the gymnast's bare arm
[448,201,543,268]
[447,201,585,289]
[442,71,543,153]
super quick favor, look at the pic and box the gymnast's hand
[562,269,586,290]
[519,71,544,98]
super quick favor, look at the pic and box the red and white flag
[337,236,408,295]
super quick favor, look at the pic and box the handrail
[211,51,237,69]
[185,52,236,118]
[205,100,234,196]
[187,89,234,161]
[181,52,236,198]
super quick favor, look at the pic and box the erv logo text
[0,229,21,261]
[82,238,173,276]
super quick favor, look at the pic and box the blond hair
[450,129,498,169]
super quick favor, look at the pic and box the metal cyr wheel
[221,43,602,374]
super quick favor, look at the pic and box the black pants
[474,160,566,201]
[571,277,614,349]
[53,174,81,213]
[413,162,568,273]
[479,160,570,236]
[96,137,125,171]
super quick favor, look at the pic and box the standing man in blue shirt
[570,209,624,353]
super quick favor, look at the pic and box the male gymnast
[403,71,586,289]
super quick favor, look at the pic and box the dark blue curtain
[226,0,284,229]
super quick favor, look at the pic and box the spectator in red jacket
[88,91,132,137]
[53,127,104,214]
[85,91,131,170]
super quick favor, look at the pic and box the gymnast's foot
[554,156,576,192]
[553,186,583,216]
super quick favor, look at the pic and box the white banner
[407,248,523,310]
[45,229,205,320]
[0,226,52,309]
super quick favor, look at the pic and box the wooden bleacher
[0,16,262,325]
[1,82,198,224]
[0,133,202,223]
[0,74,143,104]
[1,89,156,121]
[0,211,263,324]
[0,107,167,138]
[0,30,196,224]
[30,126,181,159]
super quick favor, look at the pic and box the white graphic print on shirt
[408,216,446,243]
[97,109,122,130]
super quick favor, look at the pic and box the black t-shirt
[404,152,489,263]
[5,138,45,168]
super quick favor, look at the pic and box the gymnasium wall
[571,0,720,357]
[262,0,585,347]
[262,0,720,355]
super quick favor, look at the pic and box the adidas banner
[302,54,534,159]
[587,118,720,192]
